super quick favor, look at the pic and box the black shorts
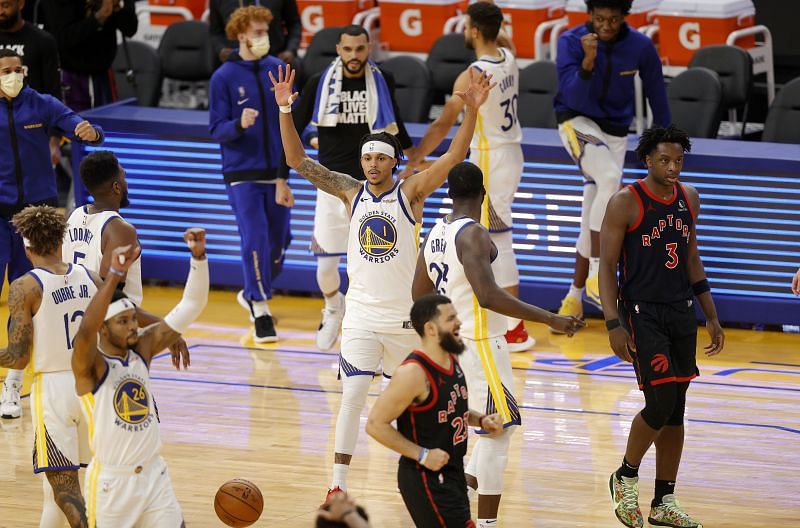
[397,461,474,528]
[618,299,699,390]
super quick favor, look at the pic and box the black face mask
[0,11,21,30]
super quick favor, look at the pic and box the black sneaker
[254,314,278,343]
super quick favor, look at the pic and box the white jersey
[343,181,418,333]
[29,265,98,374]
[423,217,506,340]
[82,350,160,466]
[470,48,522,149]
[63,206,143,305]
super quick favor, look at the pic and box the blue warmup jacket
[209,52,286,183]
[0,86,104,218]
[554,23,670,136]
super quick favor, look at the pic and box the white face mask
[0,72,23,98]
[249,34,270,59]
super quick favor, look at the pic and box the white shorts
[86,455,183,528]
[460,336,521,429]
[311,190,350,256]
[30,371,90,473]
[339,328,420,378]
[469,144,524,232]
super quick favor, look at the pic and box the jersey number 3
[664,242,679,269]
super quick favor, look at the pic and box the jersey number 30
[500,95,518,132]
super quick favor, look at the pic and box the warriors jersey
[620,181,695,303]
[470,47,522,150]
[63,206,143,305]
[81,350,160,466]
[343,181,418,333]
[423,217,505,339]
[396,350,469,470]
[28,264,97,374]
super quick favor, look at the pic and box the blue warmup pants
[0,217,32,296]
[226,182,292,302]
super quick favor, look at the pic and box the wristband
[692,278,710,296]
[108,267,125,277]
[605,318,621,331]
[417,447,429,465]
[279,104,292,114]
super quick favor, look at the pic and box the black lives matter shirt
[286,69,413,180]
[0,23,61,98]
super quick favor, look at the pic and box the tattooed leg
[45,470,88,528]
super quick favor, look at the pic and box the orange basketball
[214,479,264,528]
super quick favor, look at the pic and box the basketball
[214,479,264,528]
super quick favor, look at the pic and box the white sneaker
[316,293,345,351]
[1,379,22,419]
[237,290,255,322]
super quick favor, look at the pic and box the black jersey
[619,180,695,303]
[396,350,469,471]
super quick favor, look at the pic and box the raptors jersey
[423,217,505,340]
[29,265,97,374]
[470,48,522,150]
[63,207,143,305]
[82,350,160,466]
[620,181,695,303]
[396,350,469,470]
[343,181,418,333]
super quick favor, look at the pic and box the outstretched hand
[268,64,298,108]
[454,68,496,110]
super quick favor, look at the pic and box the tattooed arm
[295,159,361,209]
[0,276,38,369]
[46,471,88,528]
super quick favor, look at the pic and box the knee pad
[489,231,519,289]
[475,426,515,495]
[316,256,342,295]
[640,384,679,430]
[665,382,689,426]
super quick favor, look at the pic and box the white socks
[4,369,23,384]
[252,300,271,318]
[477,518,498,527]
[325,291,344,311]
[331,463,349,490]
[588,257,600,277]
[568,284,584,301]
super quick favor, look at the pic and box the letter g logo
[678,22,701,50]
[400,9,422,37]
[302,5,324,33]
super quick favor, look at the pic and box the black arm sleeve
[111,0,138,38]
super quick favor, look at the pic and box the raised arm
[136,229,209,362]
[599,190,636,362]
[269,65,361,207]
[0,277,38,369]
[73,244,141,396]
[412,237,436,301]
[682,184,724,356]
[402,69,495,206]
[459,225,583,335]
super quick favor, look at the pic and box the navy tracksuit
[0,86,104,294]
[209,52,291,301]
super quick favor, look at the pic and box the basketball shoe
[324,486,344,504]
[0,379,22,419]
[609,473,643,528]
[505,321,535,353]
[550,295,584,334]
[316,292,345,351]
[584,274,602,309]
[648,495,703,527]
[237,290,277,343]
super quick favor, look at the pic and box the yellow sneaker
[550,295,584,334]
[584,273,602,309]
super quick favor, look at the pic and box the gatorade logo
[400,9,422,37]
[503,13,513,38]
[302,5,324,33]
[651,354,670,374]
[678,22,701,50]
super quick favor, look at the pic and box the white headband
[105,298,136,321]
[361,141,395,158]
[23,237,31,248]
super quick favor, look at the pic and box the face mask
[0,72,23,98]
[249,35,270,59]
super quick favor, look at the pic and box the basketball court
[1,286,798,527]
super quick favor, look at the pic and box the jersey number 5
[665,242,679,269]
